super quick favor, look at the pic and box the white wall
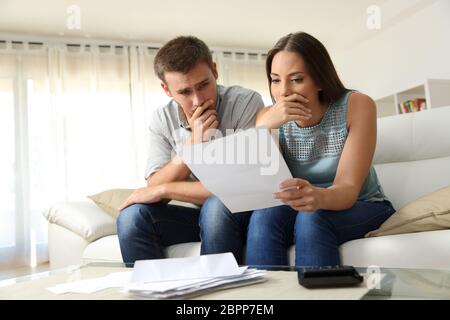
[334,0,450,100]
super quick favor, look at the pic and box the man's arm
[118,180,212,211]
[161,181,212,205]
[147,100,218,188]
[146,155,191,188]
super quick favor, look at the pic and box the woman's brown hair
[266,32,348,104]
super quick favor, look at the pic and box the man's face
[161,62,219,119]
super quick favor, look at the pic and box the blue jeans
[200,196,395,266]
[199,197,252,264]
[116,202,200,263]
[200,196,293,264]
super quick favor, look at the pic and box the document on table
[125,253,266,299]
[179,127,293,213]
[46,253,266,299]
[131,252,246,283]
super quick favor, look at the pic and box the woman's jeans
[200,196,396,266]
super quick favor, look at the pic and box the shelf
[374,79,450,118]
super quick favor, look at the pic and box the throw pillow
[87,189,135,219]
[366,186,450,237]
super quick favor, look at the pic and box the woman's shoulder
[348,91,375,105]
[346,92,377,127]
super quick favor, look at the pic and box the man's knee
[117,203,157,236]
[248,206,294,240]
[251,206,293,224]
[295,211,332,238]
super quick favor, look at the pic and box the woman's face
[270,50,322,107]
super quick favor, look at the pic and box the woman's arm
[321,92,377,210]
[273,93,377,211]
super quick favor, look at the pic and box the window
[0,78,15,254]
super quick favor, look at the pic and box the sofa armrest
[43,201,116,243]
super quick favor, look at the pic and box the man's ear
[161,82,172,97]
[212,62,219,80]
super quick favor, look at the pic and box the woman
[200,32,395,267]
[252,31,397,266]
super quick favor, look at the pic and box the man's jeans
[200,196,396,266]
[117,202,200,263]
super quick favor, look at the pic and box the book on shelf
[398,98,426,114]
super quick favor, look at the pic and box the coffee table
[1,263,449,300]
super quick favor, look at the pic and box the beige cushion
[87,189,134,218]
[87,188,202,218]
[366,186,450,237]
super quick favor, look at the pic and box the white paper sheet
[126,269,267,299]
[47,271,132,294]
[125,269,264,293]
[180,128,293,212]
[131,252,245,283]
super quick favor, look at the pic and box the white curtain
[214,51,271,105]
[0,40,269,269]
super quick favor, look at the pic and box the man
[116,36,264,263]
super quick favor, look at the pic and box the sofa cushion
[82,238,201,264]
[88,188,201,218]
[81,229,450,269]
[366,185,450,237]
[342,229,450,269]
[165,242,201,258]
[43,201,116,242]
[81,236,297,266]
[87,189,134,218]
[83,235,123,263]
[83,238,203,264]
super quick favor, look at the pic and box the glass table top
[1,262,450,300]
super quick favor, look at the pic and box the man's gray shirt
[144,85,265,179]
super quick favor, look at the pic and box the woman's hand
[273,178,322,212]
[118,185,166,211]
[256,93,312,129]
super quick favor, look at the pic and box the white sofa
[44,106,450,270]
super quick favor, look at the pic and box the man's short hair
[154,36,214,83]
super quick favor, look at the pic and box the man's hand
[118,185,166,212]
[186,99,219,144]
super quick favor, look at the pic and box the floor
[0,263,50,281]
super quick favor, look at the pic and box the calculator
[297,265,363,288]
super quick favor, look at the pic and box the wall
[333,0,450,100]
